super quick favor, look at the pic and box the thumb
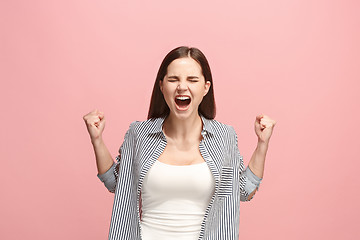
[256,114,264,121]
[98,115,106,128]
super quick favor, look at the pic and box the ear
[204,80,211,96]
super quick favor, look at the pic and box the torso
[158,132,205,166]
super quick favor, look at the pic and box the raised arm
[246,114,276,200]
[83,109,117,192]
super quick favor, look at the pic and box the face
[159,57,211,118]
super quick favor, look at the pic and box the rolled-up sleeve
[238,156,263,202]
[97,157,120,193]
[241,165,262,200]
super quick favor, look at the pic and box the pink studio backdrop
[1,0,359,239]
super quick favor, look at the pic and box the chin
[171,108,197,118]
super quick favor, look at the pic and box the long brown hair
[147,46,216,120]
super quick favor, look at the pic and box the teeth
[176,96,190,100]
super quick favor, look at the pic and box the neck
[163,112,203,141]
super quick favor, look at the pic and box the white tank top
[140,160,215,240]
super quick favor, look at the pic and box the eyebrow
[167,75,199,79]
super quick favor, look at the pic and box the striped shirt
[97,114,262,240]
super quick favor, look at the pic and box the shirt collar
[149,113,214,136]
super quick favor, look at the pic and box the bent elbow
[97,162,118,193]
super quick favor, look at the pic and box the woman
[83,46,276,240]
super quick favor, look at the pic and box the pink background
[1,0,359,239]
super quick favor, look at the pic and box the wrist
[256,140,269,153]
[257,133,269,144]
[91,136,104,146]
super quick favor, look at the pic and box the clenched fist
[255,114,276,143]
[83,109,106,142]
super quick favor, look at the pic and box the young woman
[83,46,276,240]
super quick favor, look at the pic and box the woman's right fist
[83,109,106,142]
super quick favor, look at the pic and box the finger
[260,121,267,126]
[260,117,275,124]
[87,117,100,127]
[260,118,270,124]
[256,114,264,121]
[261,116,276,124]
[260,122,273,129]
[95,109,103,115]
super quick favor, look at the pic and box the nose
[177,81,188,91]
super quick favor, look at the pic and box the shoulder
[205,118,236,137]
[127,117,164,135]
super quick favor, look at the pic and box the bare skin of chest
[157,137,205,166]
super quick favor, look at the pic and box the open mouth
[175,96,191,109]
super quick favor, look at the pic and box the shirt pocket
[217,166,234,198]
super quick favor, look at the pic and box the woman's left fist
[255,114,276,143]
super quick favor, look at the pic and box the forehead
[166,57,203,76]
